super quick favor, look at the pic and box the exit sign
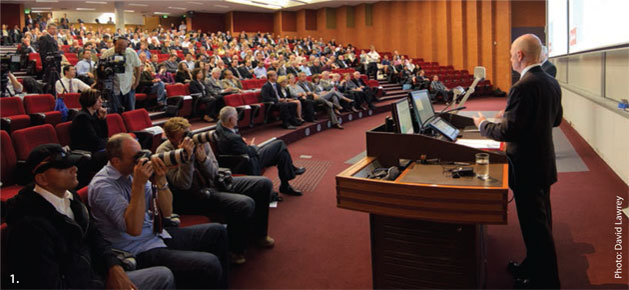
[24,8,31,14]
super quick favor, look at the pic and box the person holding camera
[88,133,229,289]
[157,117,275,264]
[100,37,142,113]
[5,143,175,289]
[2,71,24,97]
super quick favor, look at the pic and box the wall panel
[3,4,23,28]
[191,13,225,33]
[282,11,297,32]
[233,12,273,32]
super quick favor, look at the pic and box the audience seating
[11,124,59,161]
[241,92,266,125]
[223,94,253,128]
[23,94,63,126]
[106,113,135,138]
[165,83,192,117]
[0,97,31,133]
[0,130,22,203]
[55,121,73,147]
[59,93,81,120]
[27,52,42,74]
[122,109,163,152]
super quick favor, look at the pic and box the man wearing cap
[5,144,175,289]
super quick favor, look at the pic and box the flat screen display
[410,90,434,129]
[429,118,460,141]
[393,98,414,134]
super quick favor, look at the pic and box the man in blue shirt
[253,61,267,79]
[75,50,95,85]
[88,133,229,289]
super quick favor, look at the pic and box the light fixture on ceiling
[124,9,135,12]
[214,4,229,8]
[32,7,52,10]
[76,7,96,11]
[85,1,107,4]
[35,0,58,3]
[128,3,149,7]
[188,2,204,5]
[168,6,187,10]
[154,12,170,15]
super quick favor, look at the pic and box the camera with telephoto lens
[133,148,189,167]
[187,131,212,144]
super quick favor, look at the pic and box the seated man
[5,144,175,289]
[215,106,305,196]
[293,72,343,129]
[75,50,96,85]
[157,117,275,264]
[261,71,300,129]
[55,65,91,95]
[253,61,267,79]
[430,75,453,103]
[88,133,229,289]
[351,71,378,107]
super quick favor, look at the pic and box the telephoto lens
[190,131,212,144]
[133,148,189,167]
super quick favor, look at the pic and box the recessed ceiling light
[32,7,52,10]
[36,0,58,2]
[154,12,170,15]
[76,7,96,11]
[124,9,135,12]
[128,3,149,7]
[214,4,229,8]
[85,1,107,4]
[168,6,186,10]
[188,2,204,4]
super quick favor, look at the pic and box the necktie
[69,79,73,92]
[235,68,242,79]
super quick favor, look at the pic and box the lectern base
[370,214,487,289]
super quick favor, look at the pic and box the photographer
[157,117,275,264]
[88,133,229,289]
[100,36,142,113]
[1,70,24,97]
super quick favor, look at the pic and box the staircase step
[377,93,408,101]
[385,89,410,95]
[149,111,167,120]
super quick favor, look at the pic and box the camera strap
[150,185,164,234]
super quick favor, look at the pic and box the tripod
[43,55,67,96]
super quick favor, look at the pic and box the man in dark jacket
[474,34,562,289]
[4,144,175,289]
[215,107,305,196]
[260,71,299,129]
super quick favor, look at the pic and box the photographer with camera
[1,69,24,97]
[157,117,275,265]
[88,133,229,289]
[99,36,142,114]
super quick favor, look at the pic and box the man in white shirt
[100,36,142,113]
[55,65,91,95]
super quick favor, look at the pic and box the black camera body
[97,54,126,78]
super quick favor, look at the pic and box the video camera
[97,54,126,78]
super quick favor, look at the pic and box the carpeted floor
[229,96,629,289]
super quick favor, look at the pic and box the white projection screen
[549,0,629,56]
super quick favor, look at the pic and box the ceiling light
[76,8,96,11]
[227,0,253,5]
[188,2,204,5]
[154,12,170,15]
[168,6,186,10]
[214,4,229,8]
[35,0,58,2]
[32,7,52,10]
[85,1,107,4]
[124,9,135,12]
[128,3,149,7]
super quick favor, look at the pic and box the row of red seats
[1,95,65,132]
[0,108,157,203]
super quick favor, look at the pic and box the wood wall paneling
[1,4,22,28]
[495,0,512,90]
[451,0,465,70]
[233,12,274,33]
[511,0,546,28]
[282,11,297,32]
[305,9,317,31]
[191,13,225,33]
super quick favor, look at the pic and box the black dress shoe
[508,261,529,278]
[333,123,344,129]
[293,166,306,175]
[282,124,297,129]
[351,107,360,113]
[280,185,302,196]
[271,191,283,202]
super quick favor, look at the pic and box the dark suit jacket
[70,109,108,152]
[238,66,253,79]
[480,65,562,189]
[541,60,557,78]
[214,121,261,175]
[189,79,209,97]
[36,34,58,64]
[261,81,283,103]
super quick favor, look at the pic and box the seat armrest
[1,118,11,132]
[217,154,251,175]
[29,113,46,125]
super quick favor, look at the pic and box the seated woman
[277,75,303,124]
[156,64,175,84]
[313,73,357,113]
[175,61,192,84]
[138,63,167,108]
[70,89,108,186]
[189,68,218,123]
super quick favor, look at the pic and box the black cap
[25,144,82,175]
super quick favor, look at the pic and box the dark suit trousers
[299,98,316,121]
[513,186,560,288]
[171,176,272,254]
[258,139,296,185]
[273,102,298,126]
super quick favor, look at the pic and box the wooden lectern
[336,114,508,289]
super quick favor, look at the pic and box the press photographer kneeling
[157,117,275,265]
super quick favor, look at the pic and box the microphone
[439,106,466,115]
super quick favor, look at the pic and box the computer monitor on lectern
[392,98,415,134]
[410,89,435,130]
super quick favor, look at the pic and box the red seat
[1,130,22,202]
[55,121,73,147]
[165,84,192,117]
[59,93,81,109]
[0,97,31,132]
[77,186,88,204]
[105,113,136,138]
[179,215,212,227]
[121,109,152,132]
[242,92,266,125]
[28,53,42,72]
[224,94,252,128]
[23,94,63,126]
[11,124,59,161]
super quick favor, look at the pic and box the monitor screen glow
[410,90,435,129]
